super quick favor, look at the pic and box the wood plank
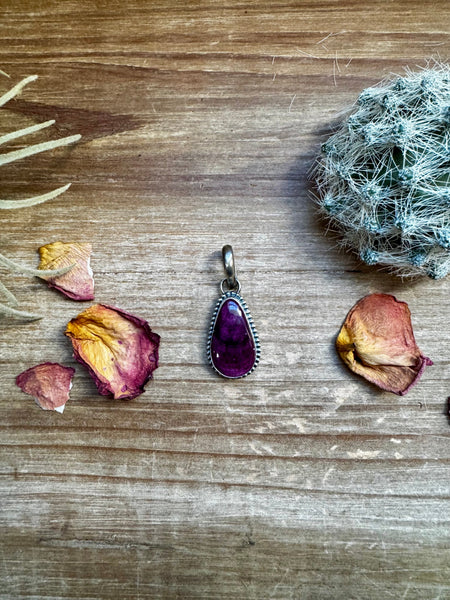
[0,1,449,598]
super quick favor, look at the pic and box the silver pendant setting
[207,246,260,379]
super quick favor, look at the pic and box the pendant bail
[207,245,260,378]
[222,244,238,291]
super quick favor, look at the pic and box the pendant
[207,245,260,378]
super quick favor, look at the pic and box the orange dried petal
[16,362,75,412]
[336,293,432,395]
[65,304,160,400]
[38,241,94,301]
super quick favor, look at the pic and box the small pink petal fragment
[16,362,75,411]
[336,293,432,395]
[65,304,160,400]
[38,242,94,301]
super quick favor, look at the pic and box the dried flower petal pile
[38,242,94,301]
[65,304,160,400]
[16,362,75,412]
[336,293,432,395]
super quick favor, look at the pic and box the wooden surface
[1,2,449,598]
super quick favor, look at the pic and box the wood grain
[0,1,449,598]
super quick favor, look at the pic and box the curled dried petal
[336,293,432,395]
[65,304,160,400]
[38,242,94,301]
[16,362,75,412]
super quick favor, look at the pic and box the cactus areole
[314,64,450,279]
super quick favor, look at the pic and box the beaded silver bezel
[207,290,260,379]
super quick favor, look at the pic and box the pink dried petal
[336,293,432,395]
[38,242,94,301]
[65,304,160,400]
[16,362,75,412]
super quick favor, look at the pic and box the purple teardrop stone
[210,298,257,378]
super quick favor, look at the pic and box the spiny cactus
[314,63,450,279]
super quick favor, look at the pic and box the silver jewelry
[207,245,260,378]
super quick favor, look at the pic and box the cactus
[313,63,450,279]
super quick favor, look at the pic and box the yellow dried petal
[336,294,432,395]
[65,304,160,400]
[38,242,94,301]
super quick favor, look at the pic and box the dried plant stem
[0,300,40,320]
[0,252,74,278]
[0,73,81,321]
[0,183,71,210]
[0,280,18,306]
[0,74,37,107]
[0,119,55,146]
[0,134,81,167]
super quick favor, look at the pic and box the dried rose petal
[65,304,160,400]
[336,293,432,395]
[16,362,75,412]
[38,241,94,301]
